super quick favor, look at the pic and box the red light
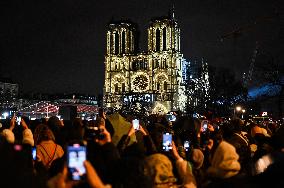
[14,145,22,151]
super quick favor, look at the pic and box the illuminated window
[145,62,148,69]
[115,83,118,92]
[143,62,148,70]
[157,83,160,90]
[155,59,159,68]
[122,31,125,54]
[132,61,137,70]
[110,33,114,54]
[162,59,167,68]
[156,29,160,52]
[115,32,119,55]
[128,31,131,52]
[163,27,167,51]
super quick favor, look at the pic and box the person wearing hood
[144,140,197,188]
[224,118,251,176]
[205,141,244,188]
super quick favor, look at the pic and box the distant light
[236,106,242,112]
[262,112,268,117]
[3,112,9,119]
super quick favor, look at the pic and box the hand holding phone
[67,144,86,180]
[84,161,106,188]
[171,141,182,160]
[95,126,112,145]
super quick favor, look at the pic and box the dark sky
[1,0,283,95]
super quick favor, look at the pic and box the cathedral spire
[172,4,175,19]
[168,1,175,20]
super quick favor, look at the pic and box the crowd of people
[0,110,283,188]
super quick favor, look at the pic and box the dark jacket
[87,141,120,185]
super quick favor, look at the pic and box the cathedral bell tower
[147,13,184,112]
[147,11,180,52]
[104,22,137,107]
[106,22,136,55]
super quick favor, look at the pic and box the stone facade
[104,15,187,113]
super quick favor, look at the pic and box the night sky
[1,0,283,95]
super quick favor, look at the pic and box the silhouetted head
[34,124,55,144]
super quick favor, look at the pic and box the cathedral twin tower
[104,13,187,113]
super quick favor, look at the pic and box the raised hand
[10,114,16,130]
[127,125,136,137]
[171,141,182,161]
[95,126,112,145]
[21,118,28,129]
[84,160,105,188]
[139,125,148,136]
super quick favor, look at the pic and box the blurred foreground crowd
[0,111,283,188]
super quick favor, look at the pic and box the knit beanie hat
[144,153,176,185]
[1,129,15,144]
[207,141,241,179]
[191,149,204,169]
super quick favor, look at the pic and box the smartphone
[170,115,176,122]
[166,113,176,122]
[16,116,21,125]
[203,120,208,130]
[184,141,190,152]
[162,133,172,151]
[132,119,139,130]
[67,144,86,180]
[32,146,37,160]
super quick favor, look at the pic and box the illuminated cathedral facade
[103,13,188,113]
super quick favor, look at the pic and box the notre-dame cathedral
[103,12,188,113]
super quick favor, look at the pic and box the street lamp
[236,106,242,112]
[234,106,242,116]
